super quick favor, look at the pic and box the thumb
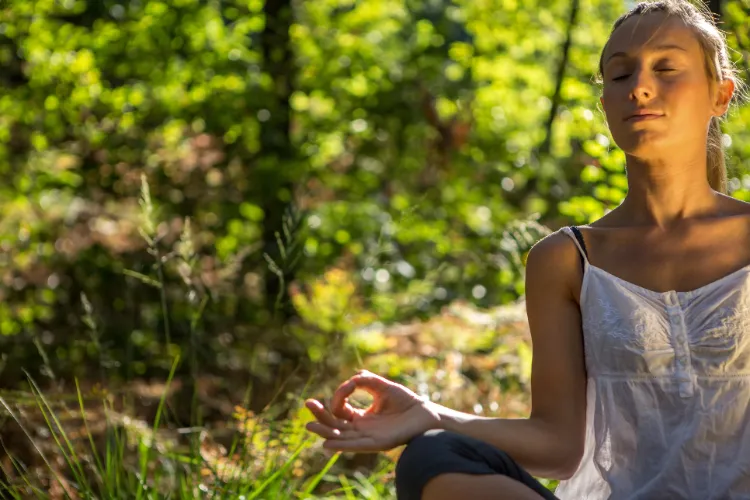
[330,371,393,417]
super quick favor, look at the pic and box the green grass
[0,368,398,499]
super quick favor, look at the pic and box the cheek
[662,75,708,104]
[600,89,621,121]
[601,84,626,107]
[662,78,690,97]
[664,82,713,124]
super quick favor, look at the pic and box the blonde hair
[597,0,746,193]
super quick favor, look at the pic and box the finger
[333,401,365,421]
[330,371,393,417]
[305,399,353,430]
[347,371,396,396]
[329,380,357,419]
[328,394,366,421]
[306,422,364,441]
[305,399,348,428]
[305,422,343,440]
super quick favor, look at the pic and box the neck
[619,155,720,230]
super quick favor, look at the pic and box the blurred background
[1,0,749,498]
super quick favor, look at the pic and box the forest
[1,0,749,497]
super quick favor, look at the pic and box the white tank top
[554,226,750,499]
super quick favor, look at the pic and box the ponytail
[707,116,726,194]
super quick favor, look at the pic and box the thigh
[395,429,558,500]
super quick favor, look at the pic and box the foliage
[1,0,748,374]
[1,0,749,497]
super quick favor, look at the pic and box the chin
[612,132,670,157]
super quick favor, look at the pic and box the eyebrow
[604,44,688,65]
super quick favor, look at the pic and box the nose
[628,65,655,101]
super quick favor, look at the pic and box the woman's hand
[304,370,441,452]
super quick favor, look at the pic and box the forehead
[603,12,700,61]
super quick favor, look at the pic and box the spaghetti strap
[561,226,589,269]
[570,226,589,259]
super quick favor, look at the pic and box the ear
[712,78,734,117]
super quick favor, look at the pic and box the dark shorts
[394,429,559,500]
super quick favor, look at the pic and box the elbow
[550,443,585,480]
[529,415,587,480]
[554,462,581,481]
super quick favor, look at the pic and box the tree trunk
[706,0,721,19]
[259,0,298,322]
[516,0,580,204]
[540,0,580,157]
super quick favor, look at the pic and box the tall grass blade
[103,396,127,495]
[301,450,340,496]
[136,354,180,500]
[0,449,29,500]
[0,455,49,500]
[0,397,70,499]
[245,439,310,500]
[338,474,358,500]
[122,269,162,289]
[75,379,109,497]
[25,375,92,494]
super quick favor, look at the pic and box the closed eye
[611,69,676,81]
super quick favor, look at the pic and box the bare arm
[305,231,587,479]
[425,231,588,479]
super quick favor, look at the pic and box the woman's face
[600,12,731,160]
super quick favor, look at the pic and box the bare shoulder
[717,193,750,215]
[526,228,583,299]
[715,194,750,237]
[528,228,579,264]
[730,198,750,217]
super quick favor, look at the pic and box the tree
[259,0,301,322]
[707,0,722,18]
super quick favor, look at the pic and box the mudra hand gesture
[304,370,441,452]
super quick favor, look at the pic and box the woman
[305,1,750,498]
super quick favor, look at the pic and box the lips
[625,111,664,121]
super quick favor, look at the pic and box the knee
[395,430,461,500]
[395,429,468,495]
[396,430,458,476]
